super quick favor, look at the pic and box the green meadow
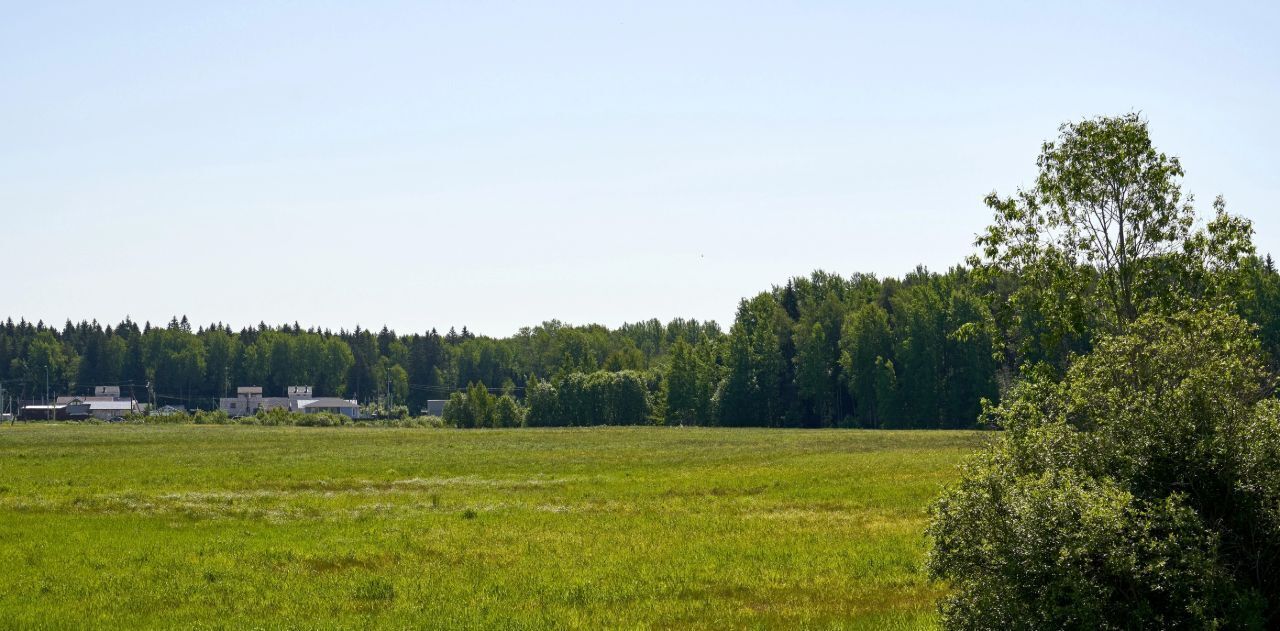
[0,425,989,629]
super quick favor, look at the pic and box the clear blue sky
[3,1,1277,336]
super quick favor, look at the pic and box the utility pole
[45,366,51,421]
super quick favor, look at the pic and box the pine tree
[666,339,700,424]
[781,280,800,321]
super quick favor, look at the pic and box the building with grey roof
[220,386,362,419]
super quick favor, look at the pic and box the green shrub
[533,370,652,426]
[927,309,1280,628]
[253,407,290,426]
[363,402,410,420]
[407,415,447,428]
[443,382,528,428]
[494,394,524,427]
[192,410,232,425]
[355,415,446,428]
[141,411,189,425]
[295,412,349,427]
[524,378,559,427]
[72,406,444,429]
[441,391,471,427]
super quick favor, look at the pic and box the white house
[54,386,141,419]
[220,386,362,419]
[297,397,362,418]
[85,400,138,420]
[219,386,267,416]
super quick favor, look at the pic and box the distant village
[7,385,373,422]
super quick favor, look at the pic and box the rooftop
[299,398,359,409]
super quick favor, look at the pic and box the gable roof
[299,398,359,409]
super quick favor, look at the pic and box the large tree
[793,293,847,426]
[840,302,894,427]
[665,338,701,425]
[718,294,788,426]
[973,113,1254,372]
[928,309,1280,628]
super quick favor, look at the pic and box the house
[60,398,140,420]
[55,386,131,405]
[424,400,448,417]
[19,403,72,420]
[61,399,92,418]
[299,397,362,418]
[95,386,122,398]
[220,385,362,419]
[219,386,267,416]
[30,386,140,420]
[85,400,137,420]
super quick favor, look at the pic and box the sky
[2,1,1278,337]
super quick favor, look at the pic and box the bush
[88,406,447,429]
[192,410,232,425]
[354,415,446,428]
[139,411,188,425]
[443,382,527,428]
[524,378,559,427]
[927,309,1280,628]
[538,370,653,426]
[254,407,298,426]
[363,402,410,420]
[494,394,524,427]
[442,390,472,427]
[138,410,230,425]
[294,411,349,427]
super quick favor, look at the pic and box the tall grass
[0,425,988,629]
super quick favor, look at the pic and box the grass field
[0,425,989,629]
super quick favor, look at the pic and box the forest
[4,115,1279,429]
[5,255,1276,428]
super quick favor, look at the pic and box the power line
[406,383,525,393]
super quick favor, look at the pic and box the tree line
[3,114,1279,429]
[6,247,1274,428]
